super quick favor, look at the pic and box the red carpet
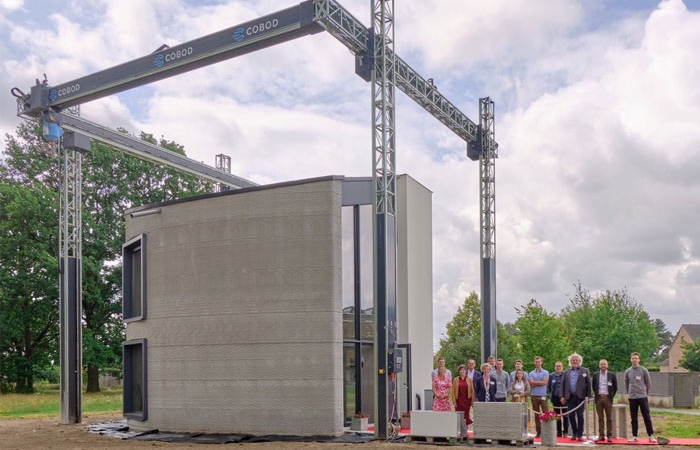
[533,435,700,446]
[373,428,700,446]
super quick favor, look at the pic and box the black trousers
[629,397,654,437]
[551,395,569,435]
[566,395,585,438]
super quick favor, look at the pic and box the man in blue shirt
[529,356,549,438]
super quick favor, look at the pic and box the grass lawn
[0,383,122,419]
[651,410,700,439]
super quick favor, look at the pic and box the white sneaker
[649,436,657,443]
[628,436,638,442]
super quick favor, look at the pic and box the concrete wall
[615,371,700,408]
[124,177,344,436]
[397,175,433,411]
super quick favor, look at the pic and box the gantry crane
[11,0,497,439]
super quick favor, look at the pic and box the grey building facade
[123,174,433,436]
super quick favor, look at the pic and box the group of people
[431,352,657,443]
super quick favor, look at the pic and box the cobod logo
[49,84,80,102]
[233,27,245,42]
[153,47,194,68]
[233,18,279,42]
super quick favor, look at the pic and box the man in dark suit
[474,363,498,402]
[467,358,482,383]
[560,353,591,441]
[593,359,618,443]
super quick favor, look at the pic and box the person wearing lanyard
[475,363,498,402]
[561,353,591,441]
[593,359,618,443]
[625,352,656,443]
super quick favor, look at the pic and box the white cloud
[0,0,22,11]
[2,0,699,351]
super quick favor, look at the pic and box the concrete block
[473,402,528,440]
[410,410,464,438]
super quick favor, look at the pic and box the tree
[560,283,658,372]
[437,292,521,371]
[651,318,673,363]
[679,339,700,372]
[0,181,59,392]
[514,299,570,371]
[1,122,213,392]
[438,292,481,370]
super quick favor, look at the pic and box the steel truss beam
[314,0,480,142]
[56,113,257,189]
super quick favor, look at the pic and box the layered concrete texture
[124,177,344,436]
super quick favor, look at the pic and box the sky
[2,0,700,351]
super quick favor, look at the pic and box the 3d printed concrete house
[122,175,433,436]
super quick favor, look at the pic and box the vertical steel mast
[371,0,396,440]
[58,133,83,424]
[478,97,497,361]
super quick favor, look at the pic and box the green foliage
[514,299,571,370]
[651,318,673,363]
[438,292,481,370]
[437,292,521,371]
[678,338,700,371]
[0,121,214,393]
[495,323,521,368]
[439,283,662,375]
[0,155,60,392]
[560,283,658,372]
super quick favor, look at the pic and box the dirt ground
[0,413,691,450]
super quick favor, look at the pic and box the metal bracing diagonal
[479,97,497,259]
[313,0,368,52]
[313,0,481,144]
[59,139,82,260]
[393,51,479,142]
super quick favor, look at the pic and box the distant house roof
[680,324,700,341]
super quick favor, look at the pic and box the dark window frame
[123,338,147,420]
[123,234,146,322]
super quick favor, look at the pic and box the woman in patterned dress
[432,365,452,411]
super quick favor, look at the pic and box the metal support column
[215,153,232,192]
[58,131,86,424]
[371,0,396,440]
[478,97,497,362]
